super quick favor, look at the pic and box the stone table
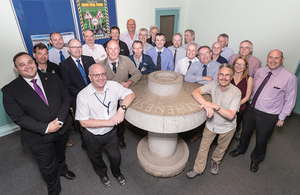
[125,71,210,178]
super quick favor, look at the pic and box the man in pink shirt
[228,40,261,77]
[229,49,297,173]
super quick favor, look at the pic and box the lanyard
[94,91,111,115]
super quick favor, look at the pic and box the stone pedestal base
[137,135,189,178]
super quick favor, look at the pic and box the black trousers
[28,132,68,195]
[237,106,278,163]
[82,127,121,178]
[117,103,125,142]
[236,109,246,133]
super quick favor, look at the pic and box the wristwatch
[120,105,127,111]
[216,106,221,111]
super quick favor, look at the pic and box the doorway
[155,8,180,46]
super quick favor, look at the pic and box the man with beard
[186,63,241,178]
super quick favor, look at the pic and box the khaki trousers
[193,126,235,173]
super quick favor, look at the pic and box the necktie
[31,79,48,105]
[251,72,272,108]
[202,65,207,76]
[173,49,177,66]
[112,62,117,73]
[59,51,65,62]
[76,60,88,85]
[187,60,192,70]
[157,52,162,70]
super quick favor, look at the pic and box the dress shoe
[186,169,201,179]
[100,176,111,187]
[60,171,76,180]
[119,140,126,149]
[190,136,199,143]
[66,139,74,147]
[250,161,259,172]
[229,149,242,157]
[115,174,126,186]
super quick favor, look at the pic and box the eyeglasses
[139,34,148,37]
[69,46,82,49]
[239,46,250,50]
[199,52,211,56]
[235,63,246,66]
[90,73,106,78]
[218,73,231,78]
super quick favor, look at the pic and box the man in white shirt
[76,64,135,187]
[82,30,107,63]
[175,43,198,75]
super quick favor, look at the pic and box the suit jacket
[100,55,142,83]
[2,72,72,146]
[59,55,95,108]
[129,54,158,74]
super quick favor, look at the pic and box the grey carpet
[0,113,300,195]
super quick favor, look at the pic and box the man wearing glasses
[228,40,261,77]
[186,63,241,178]
[59,39,95,110]
[59,39,95,150]
[138,28,153,54]
[76,64,136,187]
[185,45,221,84]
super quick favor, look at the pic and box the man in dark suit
[59,39,95,150]
[59,39,95,109]
[2,52,75,195]
[129,40,157,74]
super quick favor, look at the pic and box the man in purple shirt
[229,49,297,173]
[228,40,261,77]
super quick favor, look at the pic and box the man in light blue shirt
[185,46,221,85]
[147,33,174,71]
[218,33,234,61]
[168,33,186,67]
[49,32,70,65]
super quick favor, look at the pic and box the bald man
[82,30,107,63]
[211,42,228,64]
[100,40,141,148]
[229,49,297,173]
[120,19,139,54]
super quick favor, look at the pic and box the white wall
[116,0,187,35]
[0,1,26,88]
[1,0,300,84]
[185,0,300,73]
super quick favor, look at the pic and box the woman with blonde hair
[231,55,253,140]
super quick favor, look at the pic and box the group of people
[2,17,297,195]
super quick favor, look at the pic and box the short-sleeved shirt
[75,81,133,135]
[201,81,241,133]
